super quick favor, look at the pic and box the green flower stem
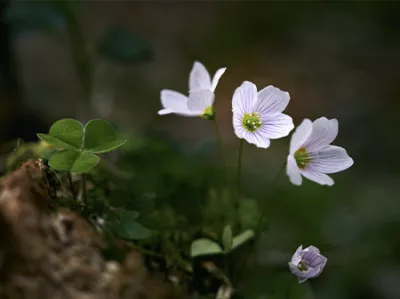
[212,118,226,178]
[233,161,286,284]
[67,172,77,201]
[235,139,244,230]
[81,173,88,205]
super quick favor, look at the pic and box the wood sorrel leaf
[222,225,233,253]
[190,238,223,258]
[37,118,83,150]
[232,229,255,250]
[113,210,151,240]
[49,150,99,173]
[84,119,126,153]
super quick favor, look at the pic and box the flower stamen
[242,112,262,132]
[294,147,312,169]
[297,260,309,272]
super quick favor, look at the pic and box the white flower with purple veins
[287,117,354,186]
[232,81,294,148]
[158,61,226,118]
[289,245,327,283]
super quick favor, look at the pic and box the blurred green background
[1,1,400,299]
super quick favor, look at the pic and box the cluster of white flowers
[159,61,354,187]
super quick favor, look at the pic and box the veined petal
[211,67,227,92]
[300,168,334,186]
[233,110,245,138]
[160,89,199,116]
[189,61,212,92]
[242,130,271,149]
[255,85,290,115]
[187,90,215,113]
[287,155,302,186]
[308,145,354,174]
[304,117,338,152]
[289,119,313,154]
[259,113,294,139]
[232,81,258,115]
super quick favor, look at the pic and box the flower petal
[287,155,302,186]
[259,113,294,139]
[159,89,199,116]
[187,90,215,113]
[255,85,290,115]
[308,145,354,174]
[232,81,258,116]
[291,245,304,264]
[233,110,245,138]
[242,130,271,149]
[289,119,313,154]
[211,67,226,92]
[189,61,212,92]
[300,168,334,186]
[304,117,338,152]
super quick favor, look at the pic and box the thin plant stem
[67,172,77,201]
[235,139,244,230]
[233,161,286,284]
[213,118,226,178]
[81,174,87,205]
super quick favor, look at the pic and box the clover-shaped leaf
[190,238,223,258]
[113,210,152,240]
[232,229,255,250]
[49,150,99,173]
[37,118,83,150]
[37,118,127,173]
[84,119,126,153]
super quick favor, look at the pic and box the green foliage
[222,225,233,252]
[37,118,126,173]
[232,230,255,250]
[191,238,224,257]
[97,27,154,65]
[49,150,100,173]
[110,210,152,240]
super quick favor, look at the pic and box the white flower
[232,81,294,148]
[286,117,354,186]
[158,61,226,117]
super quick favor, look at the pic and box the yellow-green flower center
[242,112,262,132]
[297,260,309,272]
[202,106,215,120]
[294,147,312,169]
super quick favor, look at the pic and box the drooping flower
[286,117,354,186]
[232,81,294,148]
[288,245,327,283]
[158,61,226,118]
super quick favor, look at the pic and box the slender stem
[213,118,226,177]
[233,161,286,284]
[235,139,244,230]
[81,174,87,205]
[67,172,77,201]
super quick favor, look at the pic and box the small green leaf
[222,225,233,253]
[49,150,99,173]
[86,140,127,154]
[114,210,151,240]
[37,134,77,150]
[232,229,255,250]
[97,27,154,65]
[38,118,83,150]
[190,238,223,258]
[84,119,126,153]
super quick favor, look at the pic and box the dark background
[1,2,399,299]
